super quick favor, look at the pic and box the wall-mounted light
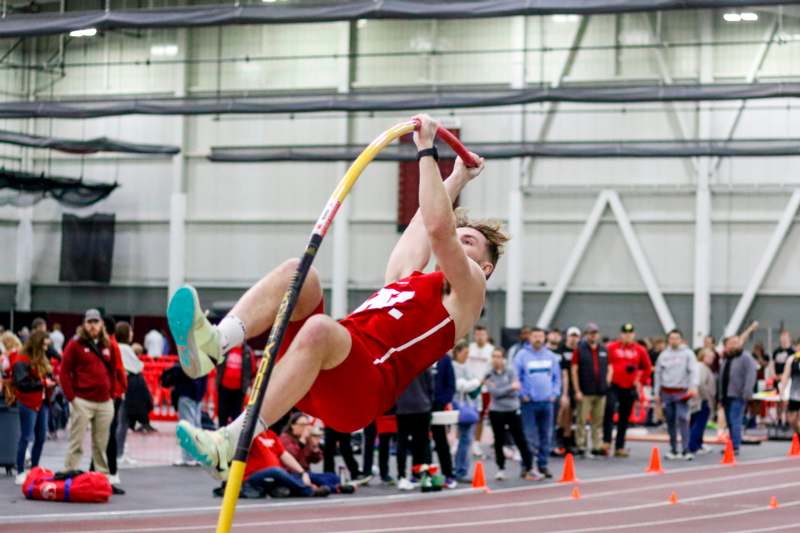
[69,28,97,37]
[553,14,580,23]
[723,12,758,22]
[151,44,179,57]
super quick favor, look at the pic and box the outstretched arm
[384,150,482,284]
[407,115,486,295]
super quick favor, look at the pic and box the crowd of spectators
[2,311,799,501]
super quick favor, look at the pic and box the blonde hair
[454,208,510,267]
[1,331,21,353]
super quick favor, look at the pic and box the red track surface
[11,458,800,533]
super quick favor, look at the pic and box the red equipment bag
[22,467,112,503]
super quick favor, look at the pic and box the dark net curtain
[59,213,116,283]
[0,169,117,207]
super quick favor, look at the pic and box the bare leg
[255,315,352,428]
[229,258,323,338]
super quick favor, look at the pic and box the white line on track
[545,500,800,533]
[727,522,800,533]
[58,466,800,533]
[12,455,794,524]
[324,482,800,533]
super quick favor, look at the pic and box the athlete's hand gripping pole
[216,119,477,533]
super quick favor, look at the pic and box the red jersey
[244,429,285,479]
[607,340,652,389]
[221,347,243,390]
[282,270,456,432]
[339,270,455,402]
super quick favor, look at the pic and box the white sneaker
[118,455,140,466]
[107,473,121,485]
[397,477,417,491]
[167,285,222,379]
[471,441,484,457]
[697,445,713,455]
[175,420,233,480]
[15,472,28,485]
[494,469,506,481]
[665,451,680,460]
[683,453,694,461]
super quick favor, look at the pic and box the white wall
[2,9,800,324]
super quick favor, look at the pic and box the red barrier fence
[140,355,218,422]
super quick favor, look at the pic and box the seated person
[279,413,355,494]
[244,427,330,498]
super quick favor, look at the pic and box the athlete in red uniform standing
[169,115,509,479]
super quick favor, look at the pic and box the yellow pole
[215,120,416,533]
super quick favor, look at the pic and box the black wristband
[417,146,439,162]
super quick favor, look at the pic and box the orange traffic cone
[789,433,800,457]
[559,453,578,483]
[769,496,779,509]
[571,486,581,500]
[721,438,736,465]
[669,491,678,505]
[645,447,665,474]
[471,461,490,493]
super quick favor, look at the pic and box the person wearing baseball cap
[60,308,119,486]
[570,322,612,457]
[554,327,582,456]
[603,323,652,457]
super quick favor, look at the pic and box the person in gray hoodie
[484,348,538,481]
[654,329,699,460]
[394,368,434,490]
[719,335,757,454]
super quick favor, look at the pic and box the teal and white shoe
[167,285,221,379]
[176,420,234,481]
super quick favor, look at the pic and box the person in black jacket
[431,353,456,486]
[395,368,434,491]
[162,364,207,466]
[570,323,613,457]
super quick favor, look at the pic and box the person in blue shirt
[515,327,561,478]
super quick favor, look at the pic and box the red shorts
[480,391,491,418]
[277,298,389,433]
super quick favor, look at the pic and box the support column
[692,13,713,347]
[331,21,355,319]
[167,29,189,301]
[504,16,527,329]
[15,206,33,311]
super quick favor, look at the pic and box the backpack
[22,467,112,503]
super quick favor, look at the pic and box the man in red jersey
[602,323,652,457]
[168,115,509,479]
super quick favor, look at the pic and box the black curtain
[59,213,115,283]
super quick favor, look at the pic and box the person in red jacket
[60,309,117,478]
[11,330,54,485]
[603,323,652,457]
[89,316,128,495]
[244,428,329,498]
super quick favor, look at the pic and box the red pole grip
[412,118,479,168]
